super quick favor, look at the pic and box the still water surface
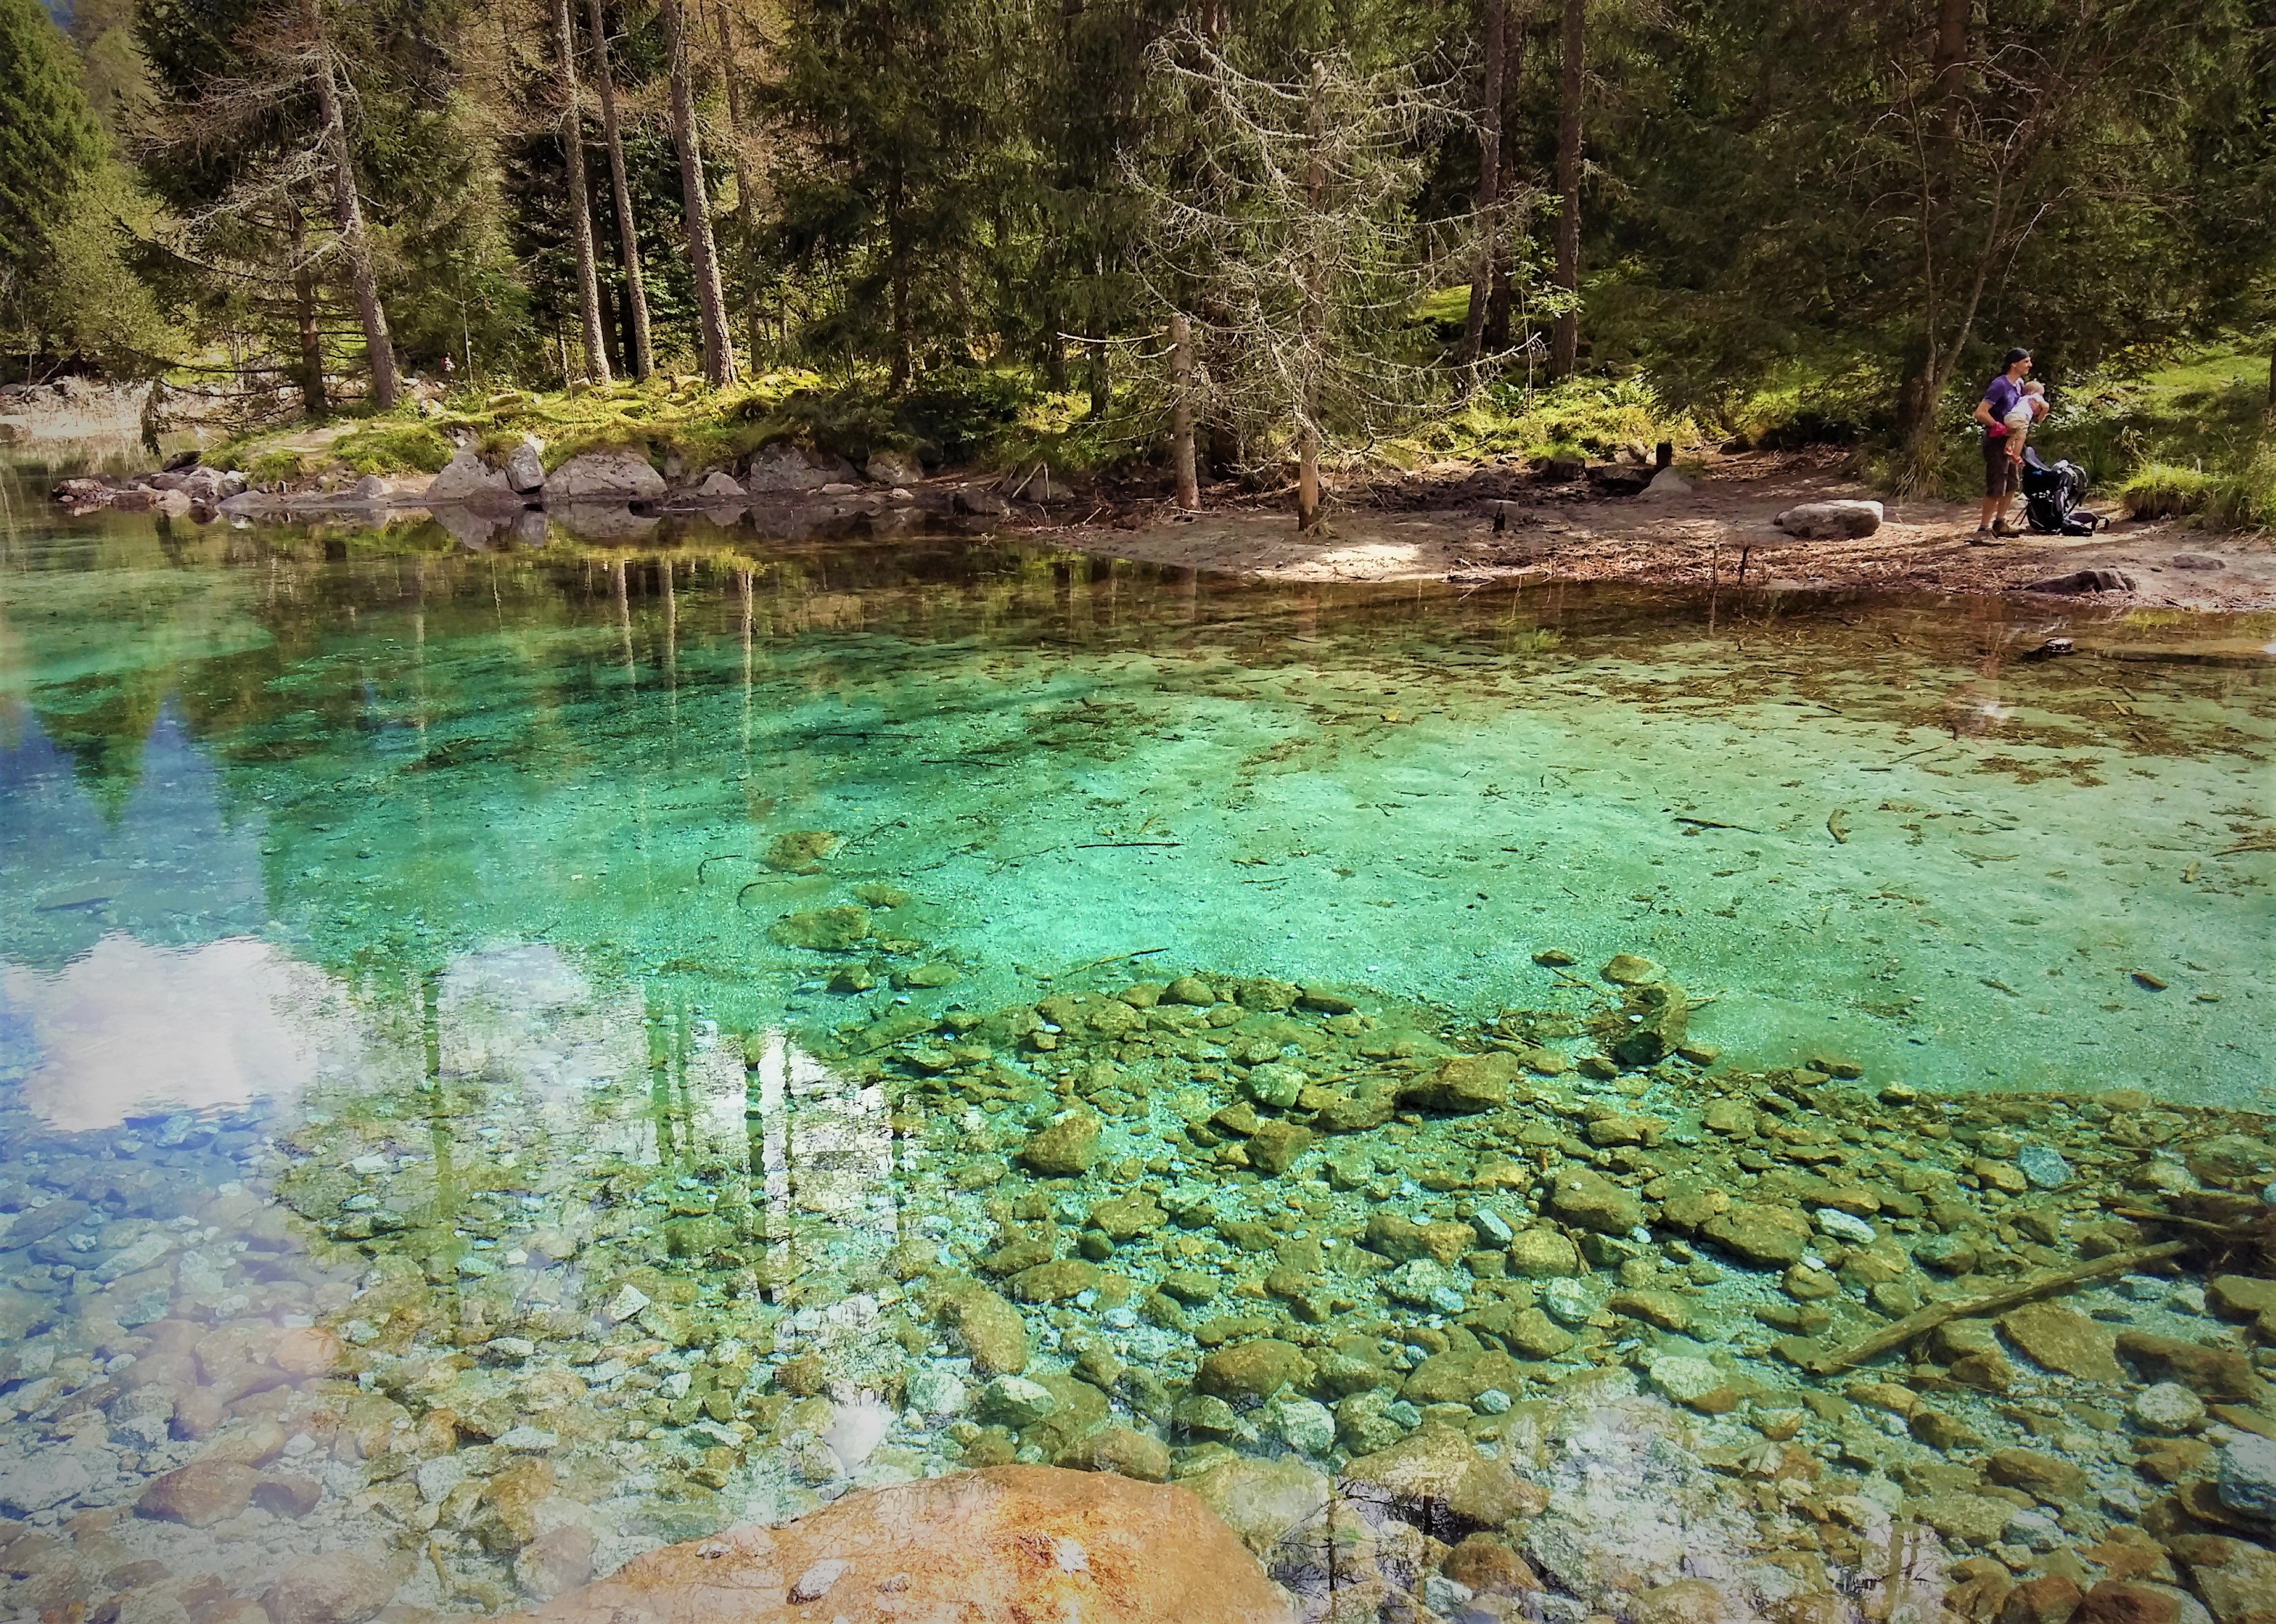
[0,498,2270,1621]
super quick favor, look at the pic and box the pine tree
[0,0,104,284]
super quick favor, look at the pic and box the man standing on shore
[1971,346,2044,542]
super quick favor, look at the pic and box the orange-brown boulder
[501,1466,1292,1624]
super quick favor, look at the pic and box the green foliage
[1381,374,1692,465]
[2118,463,2223,519]
[16,164,178,378]
[0,0,103,282]
[332,421,456,475]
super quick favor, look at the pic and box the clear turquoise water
[7,516,2270,1107]
[0,497,2272,1620]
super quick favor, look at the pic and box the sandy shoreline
[1035,451,2276,615]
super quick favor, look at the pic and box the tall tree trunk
[1549,0,1583,378]
[1169,311,1198,510]
[552,0,613,384]
[1459,0,1506,367]
[587,0,653,379]
[1896,0,1979,459]
[287,197,326,417]
[713,3,765,370]
[305,0,398,409]
[1296,59,1326,531]
[658,0,734,384]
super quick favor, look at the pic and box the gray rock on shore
[550,449,666,499]
[1773,499,1883,538]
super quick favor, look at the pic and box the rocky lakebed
[2,945,2274,1624]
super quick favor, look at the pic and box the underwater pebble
[2016,1143,2072,1189]
[1815,1208,1876,1245]
[2132,1382,2207,1434]
[2219,1434,2276,1519]
[1273,1399,1336,1457]
[906,1368,968,1418]
[790,1558,850,1602]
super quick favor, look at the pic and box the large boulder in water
[494,1466,1292,1624]
[1773,499,1882,538]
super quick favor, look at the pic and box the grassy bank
[202,332,2272,532]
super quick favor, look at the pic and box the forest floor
[1047,447,2276,612]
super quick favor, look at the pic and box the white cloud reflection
[2,933,354,1130]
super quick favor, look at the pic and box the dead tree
[305,0,398,407]
[1134,30,1490,531]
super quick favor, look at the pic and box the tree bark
[1549,0,1584,378]
[305,0,397,409]
[1296,59,1327,531]
[552,0,613,384]
[1169,310,1199,510]
[1931,0,1971,129]
[1895,0,1983,463]
[713,2,765,371]
[287,197,326,417]
[658,0,734,384]
[1459,0,1506,368]
[586,0,652,379]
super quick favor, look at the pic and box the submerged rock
[1020,1109,1103,1177]
[494,1466,1292,1624]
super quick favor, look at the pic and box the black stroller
[2018,449,2107,536]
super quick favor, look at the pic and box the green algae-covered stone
[1701,1203,1814,1268]
[1548,1168,1645,1235]
[1010,1259,1103,1303]
[1402,1051,1523,1114]
[1087,1192,1166,1242]
[934,1281,1031,1376]
[1019,1108,1102,1177]
[769,905,870,951]
[1248,1118,1313,1175]
[1196,1338,1316,1404]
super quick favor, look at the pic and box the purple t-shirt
[1983,374,2022,439]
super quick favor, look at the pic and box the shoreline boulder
[550,450,666,500]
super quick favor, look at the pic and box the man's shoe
[1970,526,1997,545]
[1992,521,2021,538]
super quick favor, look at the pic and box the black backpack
[2020,451,2105,536]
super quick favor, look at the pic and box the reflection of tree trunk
[552,0,613,384]
[287,198,326,417]
[587,0,652,379]
[714,4,765,370]
[1458,0,1505,368]
[659,0,734,384]
[306,0,398,408]
[1169,312,1199,510]
[1549,0,1583,378]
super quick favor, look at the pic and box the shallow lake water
[1,493,2272,1624]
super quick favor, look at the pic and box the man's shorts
[1983,435,2018,497]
